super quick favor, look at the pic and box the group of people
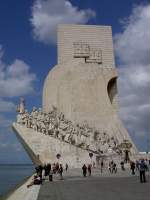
[129,159,149,183]
[82,164,92,177]
[108,160,117,173]
[27,163,68,188]
[27,158,150,188]
[119,158,149,183]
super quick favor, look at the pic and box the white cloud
[0,46,36,97]
[115,5,150,65]
[0,98,16,112]
[0,46,36,129]
[114,4,150,139]
[30,0,96,44]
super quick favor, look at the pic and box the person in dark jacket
[65,163,69,171]
[120,161,125,171]
[82,164,87,177]
[130,161,135,175]
[44,163,51,178]
[59,164,63,180]
[49,170,53,182]
[35,165,43,179]
[88,164,92,176]
[139,159,147,183]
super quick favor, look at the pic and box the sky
[0,0,150,164]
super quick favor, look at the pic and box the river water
[0,164,34,196]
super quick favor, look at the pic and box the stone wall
[43,24,137,154]
[57,24,115,68]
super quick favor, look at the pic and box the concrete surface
[37,169,150,200]
[6,176,40,200]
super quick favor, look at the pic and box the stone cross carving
[73,41,90,58]
[73,41,102,64]
[86,48,102,64]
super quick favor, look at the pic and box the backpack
[139,162,146,171]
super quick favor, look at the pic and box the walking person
[52,163,56,174]
[65,163,68,171]
[139,159,147,183]
[56,162,60,173]
[108,161,112,173]
[120,161,125,171]
[112,163,117,173]
[82,164,87,177]
[130,161,135,175]
[35,164,43,179]
[136,160,140,171]
[93,162,96,168]
[100,160,104,173]
[110,160,114,173]
[88,164,92,176]
[59,164,63,180]
[49,170,53,182]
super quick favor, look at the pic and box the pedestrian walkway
[37,168,150,200]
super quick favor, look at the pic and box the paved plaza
[37,168,150,200]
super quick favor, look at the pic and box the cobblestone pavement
[37,168,150,200]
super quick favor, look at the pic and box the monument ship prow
[12,24,138,168]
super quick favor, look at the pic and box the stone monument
[12,24,137,168]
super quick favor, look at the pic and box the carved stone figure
[17,97,25,114]
[16,105,121,155]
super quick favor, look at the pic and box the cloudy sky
[0,0,150,164]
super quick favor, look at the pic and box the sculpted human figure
[24,110,30,127]
[44,113,50,134]
[58,112,65,121]
[87,130,98,152]
[17,97,25,114]
[61,121,73,142]
[64,131,71,143]
[16,97,26,124]
[58,117,69,130]
[40,115,46,134]
[18,113,25,125]
[32,118,38,131]
[16,113,23,124]
[53,129,59,138]
[50,106,58,119]
[29,107,37,129]
[15,105,122,155]
[36,108,43,132]
[69,130,77,145]
[79,132,88,148]
[101,141,109,153]
[48,118,55,135]
[57,118,69,141]
[71,124,80,146]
